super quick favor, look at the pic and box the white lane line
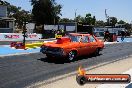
[0,45,10,47]
[0,52,39,57]
[97,69,132,88]
[104,42,119,44]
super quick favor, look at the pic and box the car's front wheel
[46,54,52,58]
[67,51,76,61]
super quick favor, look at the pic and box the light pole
[22,21,28,48]
[130,21,132,35]
[75,9,77,33]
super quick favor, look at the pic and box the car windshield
[68,35,82,42]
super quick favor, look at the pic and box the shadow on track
[38,54,102,64]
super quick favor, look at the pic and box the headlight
[59,48,65,55]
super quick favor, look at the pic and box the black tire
[76,75,87,85]
[94,48,100,56]
[67,51,76,61]
[46,54,52,58]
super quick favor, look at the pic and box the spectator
[104,30,110,42]
[120,31,125,41]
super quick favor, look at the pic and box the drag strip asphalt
[0,42,132,88]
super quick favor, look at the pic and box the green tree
[31,0,62,37]
[118,20,126,24]
[95,20,105,27]
[0,0,9,5]
[109,17,117,27]
[31,0,62,25]
[125,23,131,30]
[31,0,54,25]
[76,15,85,23]
[53,4,62,24]
[12,10,32,29]
[84,13,96,25]
[60,18,71,22]
[85,13,92,24]
[91,16,96,25]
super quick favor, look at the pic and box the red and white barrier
[0,33,42,41]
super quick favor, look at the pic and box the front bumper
[40,48,66,58]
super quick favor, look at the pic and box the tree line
[0,0,131,33]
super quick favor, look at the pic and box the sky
[3,0,132,23]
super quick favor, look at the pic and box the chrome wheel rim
[68,51,75,61]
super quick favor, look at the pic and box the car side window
[89,36,96,42]
[77,36,82,42]
[70,35,78,42]
[82,36,89,43]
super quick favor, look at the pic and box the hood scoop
[56,37,71,44]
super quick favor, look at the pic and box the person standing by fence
[104,30,110,42]
[120,31,126,41]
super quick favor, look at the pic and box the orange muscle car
[40,33,104,61]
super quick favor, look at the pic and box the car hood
[44,42,79,48]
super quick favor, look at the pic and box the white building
[26,23,35,33]
[0,5,15,33]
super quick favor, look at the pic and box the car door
[79,35,92,55]
[68,35,83,56]
[88,35,98,54]
[76,35,86,55]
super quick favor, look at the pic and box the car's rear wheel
[67,51,76,61]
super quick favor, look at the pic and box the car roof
[69,33,91,36]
